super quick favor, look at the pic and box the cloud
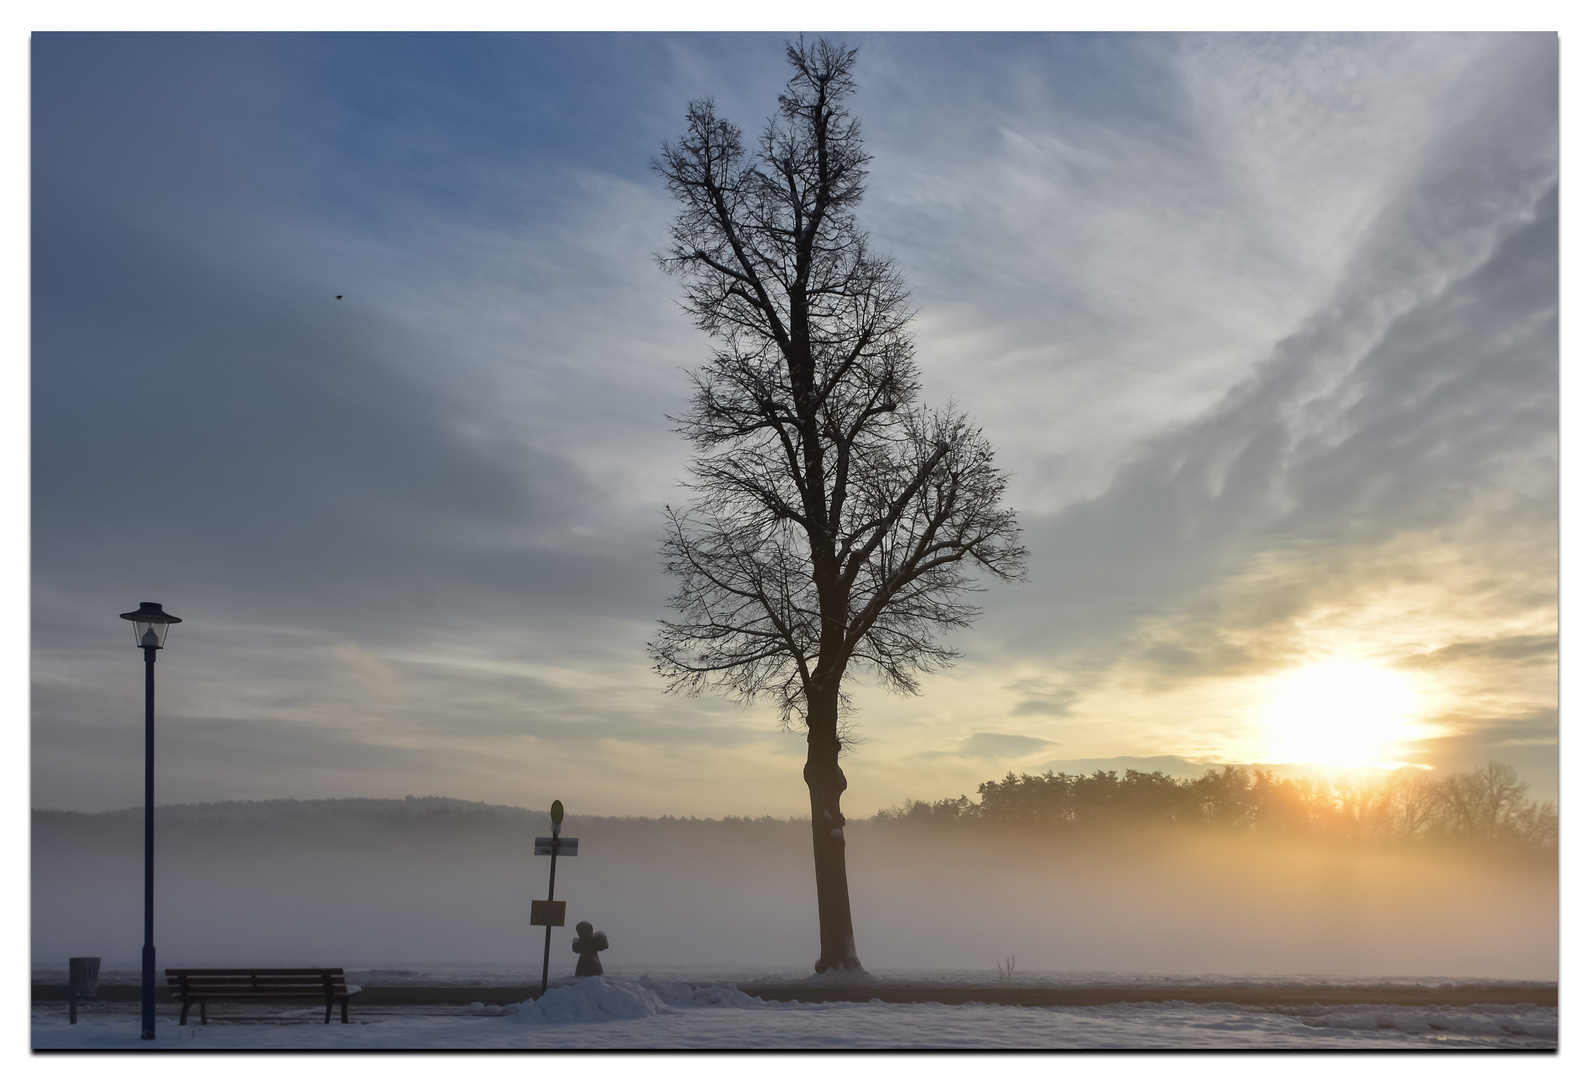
[893,36,1559,800]
[31,186,665,617]
[1392,635,1558,670]
[1404,708,1560,802]
[977,46,1555,681]
[28,33,1557,815]
[921,732,1057,761]
[1010,694,1078,718]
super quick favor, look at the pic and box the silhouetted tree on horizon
[650,39,1026,973]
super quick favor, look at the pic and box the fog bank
[32,798,1556,980]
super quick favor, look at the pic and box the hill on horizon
[33,794,805,825]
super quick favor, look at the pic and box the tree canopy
[878,761,1558,854]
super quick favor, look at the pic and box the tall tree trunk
[804,685,861,973]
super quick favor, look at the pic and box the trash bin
[69,957,100,1024]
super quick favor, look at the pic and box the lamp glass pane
[134,620,169,648]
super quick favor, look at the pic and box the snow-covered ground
[31,972,1557,1049]
[34,961,1560,992]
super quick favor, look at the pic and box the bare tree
[650,39,1026,973]
[1435,761,1530,843]
[1385,768,1440,842]
[1466,761,1530,842]
[1506,798,1558,849]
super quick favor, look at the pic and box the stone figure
[571,920,609,977]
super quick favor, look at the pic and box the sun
[1260,660,1422,769]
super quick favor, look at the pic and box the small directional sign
[535,799,577,996]
[530,899,566,927]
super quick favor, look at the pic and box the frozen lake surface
[32,970,1557,1049]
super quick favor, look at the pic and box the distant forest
[32,763,1556,859]
[876,762,1557,854]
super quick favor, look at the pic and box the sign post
[532,799,579,996]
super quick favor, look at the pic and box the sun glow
[1260,660,1423,769]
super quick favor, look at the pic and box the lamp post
[119,601,181,1041]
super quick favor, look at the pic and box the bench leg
[340,997,349,1024]
[179,1000,190,1026]
[324,998,332,1024]
[200,1002,206,1025]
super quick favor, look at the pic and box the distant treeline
[876,762,1557,852]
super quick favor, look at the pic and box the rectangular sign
[533,837,578,856]
[529,900,566,927]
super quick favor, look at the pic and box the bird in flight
[336,295,343,300]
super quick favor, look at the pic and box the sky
[27,31,1560,816]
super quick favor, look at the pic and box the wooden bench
[165,968,361,1024]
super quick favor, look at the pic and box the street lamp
[119,601,181,1041]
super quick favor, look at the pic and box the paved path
[36,981,1557,1010]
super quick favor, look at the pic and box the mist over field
[32,797,1556,981]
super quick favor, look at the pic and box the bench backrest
[165,968,350,996]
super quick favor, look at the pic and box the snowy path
[32,975,1558,1050]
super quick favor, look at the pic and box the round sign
[550,799,564,825]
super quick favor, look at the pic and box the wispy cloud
[920,732,1058,761]
[30,33,1556,814]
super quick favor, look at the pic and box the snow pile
[510,977,671,1024]
[465,1002,519,1016]
[509,975,777,1025]
[637,975,775,1010]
